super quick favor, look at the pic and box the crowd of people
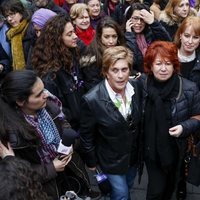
[0,0,200,200]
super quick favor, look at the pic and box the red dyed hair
[144,41,180,75]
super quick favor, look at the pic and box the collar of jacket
[142,74,183,101]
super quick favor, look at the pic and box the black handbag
[185,135,200,186]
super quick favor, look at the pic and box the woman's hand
[126,19,133,32]
[0,141,15,159]
[140,9,154,25]
[53,154,72,172]
[169,125,183,137]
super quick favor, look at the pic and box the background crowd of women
[0,0,200,200]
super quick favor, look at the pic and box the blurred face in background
[174,0,190,18]
[65,0,77,5]
[131,10,145,33]
[87,0,101,18]
[101,27,118,48]
[73,10,90,30]
[33,0,49,7]
[5,11,23,27]
[180,25,200,55]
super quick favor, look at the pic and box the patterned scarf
[24,108,61,164]
[7,19,29,70]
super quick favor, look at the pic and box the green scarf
[7,19,29,70]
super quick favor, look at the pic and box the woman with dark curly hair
[31,16,100,199]
[31,14,84,132]
[0,155,49,200]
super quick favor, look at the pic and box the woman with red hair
[140,40,200,200]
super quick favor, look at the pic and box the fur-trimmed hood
[80,55,96,68]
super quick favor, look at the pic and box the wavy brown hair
[31,14,76,78]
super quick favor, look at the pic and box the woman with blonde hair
[158,0,196,39]
[70,3,95,45]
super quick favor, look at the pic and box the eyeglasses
[131,16,144,23]
[5,12,16,20]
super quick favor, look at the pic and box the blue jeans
[106,166,137,200]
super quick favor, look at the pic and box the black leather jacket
[80,79,142,174]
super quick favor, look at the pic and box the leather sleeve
[79,97,97,168]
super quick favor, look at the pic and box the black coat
[80,54,103,92]
[184,51,200,90]
[42,67,85,131]
[113,2,130,25]
[140,74,200,180]
[31,0,67,15]
[80,79,142,174]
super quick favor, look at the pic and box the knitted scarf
[7,19,29,70]
[75,25,96,46]
[144,75,179,170]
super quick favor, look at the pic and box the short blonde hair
[70,3,89,20]
[102,46,133,77]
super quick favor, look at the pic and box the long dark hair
[0,70,39,145]
[84,16,125,68]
